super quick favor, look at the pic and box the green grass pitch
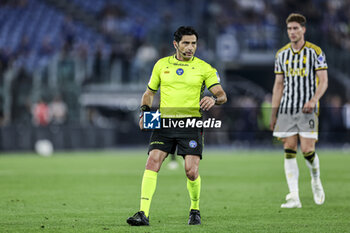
[1,149,349,232]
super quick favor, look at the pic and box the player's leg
[141,149,168,215]
[300,136,325,205]
[184,155,201,225]
[127,149,168,226]
[298,110,324,204]
[176,129,203,224]
[145,149,168,172]
[127,128,175,226]
[185,155,200,208]
[281,135,302,208]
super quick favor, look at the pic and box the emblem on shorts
[150,141,164,145]
[176,68,184,75]
[189,140,197,148]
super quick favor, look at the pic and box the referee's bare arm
[141,89,156,108]
[139,89,156,129]
[200,85,227,111]
[270,74,284,131]
[302,70,328,113]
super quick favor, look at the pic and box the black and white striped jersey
[274,41,328,115]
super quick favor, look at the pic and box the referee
[271,13,328,208]
[127,26,227,226]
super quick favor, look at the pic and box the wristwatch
[139,105,151,118]
[211,96,217,104]
[140,105,151,112]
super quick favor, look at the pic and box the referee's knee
[186,168,198,181]
[145,155,162,172]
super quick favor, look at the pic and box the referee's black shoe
[126,211,149,226]
[188,209,201,225]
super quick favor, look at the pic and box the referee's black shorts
[148,127,204,159]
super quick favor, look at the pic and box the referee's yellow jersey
[148,55,220,118]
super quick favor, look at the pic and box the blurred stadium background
[0,0,350,151]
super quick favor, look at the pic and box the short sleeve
[274,53,283,74]
[147,60,161,92]
[205,65,220,90]
[315,50,328,71]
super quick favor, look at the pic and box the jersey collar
[290,41,306,55]
[172,54,195,63]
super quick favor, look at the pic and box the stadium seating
[0,0,349,150]
[0,0,108,71]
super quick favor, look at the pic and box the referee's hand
[200,96,215,111]
[139,116,144,130]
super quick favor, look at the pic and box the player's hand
[139,116,144,130]
[302,99,316,113]
[200,96,215,111]
[270,115,277,131]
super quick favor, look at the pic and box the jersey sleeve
[147,60,161,92]
[314,50,328,71]
[274,53,284,74]
[205,65,220,90]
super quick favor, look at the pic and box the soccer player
[270,13,328,208]
[127,26,227,225]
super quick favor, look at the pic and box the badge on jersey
[176,68,184,76]
[317,55,324,62]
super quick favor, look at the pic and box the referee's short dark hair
[174,26,198,42]
[286,13,306,27]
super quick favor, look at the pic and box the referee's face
[287,22,305,43]
[175,35,197,61]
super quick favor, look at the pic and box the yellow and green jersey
[148,55,220,118]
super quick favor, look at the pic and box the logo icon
[317,55,324,62]
[176,68,184,75]
[189,140,197,148]
[144,110,161,129]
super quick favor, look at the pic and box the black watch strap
[140,105,151,112]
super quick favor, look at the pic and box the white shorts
[273,112,318,140]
